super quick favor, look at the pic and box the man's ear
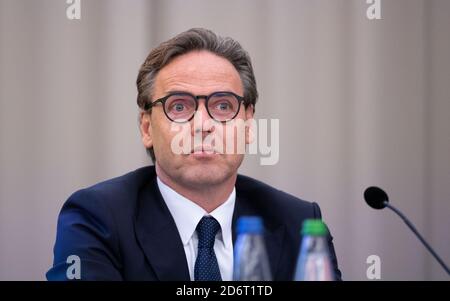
[140,112,153,148]
[245,104,255,145]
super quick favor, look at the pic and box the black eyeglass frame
[143,91,245,123]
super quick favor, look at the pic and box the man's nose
[192,100,215,134]
[196,100,211,120]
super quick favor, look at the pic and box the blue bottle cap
[236,216,264,234]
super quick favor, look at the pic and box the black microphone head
[364,186,389,209]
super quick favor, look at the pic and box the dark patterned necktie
[194,216,222,281]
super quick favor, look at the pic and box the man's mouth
[191,145,216,155]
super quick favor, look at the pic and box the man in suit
[47,28,341,281]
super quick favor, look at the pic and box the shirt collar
[157,177,235,249]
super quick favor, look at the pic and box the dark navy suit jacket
[47,166,341,280]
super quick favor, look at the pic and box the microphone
[364,186,450,276]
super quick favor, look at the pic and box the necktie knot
[196,216,221,248]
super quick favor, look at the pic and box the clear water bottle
[233,216,272,281]
[294,219,334,281]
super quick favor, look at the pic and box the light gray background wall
[0,0,449,280]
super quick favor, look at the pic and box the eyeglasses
[144,91,245,123]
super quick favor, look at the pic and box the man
[47,28,341,281]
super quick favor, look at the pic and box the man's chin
[178,165,232,187]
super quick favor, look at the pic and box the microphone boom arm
[384,201,450,276]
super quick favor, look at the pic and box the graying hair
[136,28,258,162]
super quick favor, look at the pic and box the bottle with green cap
[233,216,272,281]
[294,219,334,281]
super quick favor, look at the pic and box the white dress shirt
[157,177,235,281]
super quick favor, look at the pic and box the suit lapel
[134,176,190,281]
[232,192,286,280]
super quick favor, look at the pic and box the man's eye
[216,102,231,111]
[173,103,185,112]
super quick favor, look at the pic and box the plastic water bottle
[233,216,272,281]
[294,219,334,281]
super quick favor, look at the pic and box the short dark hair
[136,28,258,162]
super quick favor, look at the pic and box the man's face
[140,50,254,189]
